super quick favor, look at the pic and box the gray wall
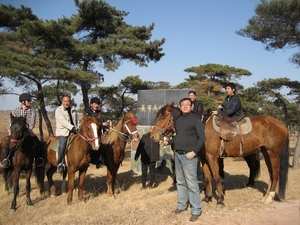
[137,89,193,125]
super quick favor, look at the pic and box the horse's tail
[278,135,289,200]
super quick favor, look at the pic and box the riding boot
[1,143,11,168]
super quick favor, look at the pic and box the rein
[108,118,139,143]
[76,124,99,145]
[154,113,175,138]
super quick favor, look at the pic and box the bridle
[76,123,100,145]
[10,120,28,144]
[153,112,176,138]
[109,117,140,143]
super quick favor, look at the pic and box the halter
[10,120,28,144]
[108,117,140,143]
[153,113,175,138]
[76,123,99,145]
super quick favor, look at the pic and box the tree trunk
[292,131,300,169]
[37,82,54,138]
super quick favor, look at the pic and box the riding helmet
[90,97,101,104]
[19,93,32,102]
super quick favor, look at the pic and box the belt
[176,150,188,155]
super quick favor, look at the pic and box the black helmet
[19,93,32,102]
[90,97,100,104]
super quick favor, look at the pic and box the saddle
[212,110,252,157]
[50,134,76,152]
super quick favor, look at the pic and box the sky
[0,0,299,110]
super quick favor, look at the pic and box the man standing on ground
[163,97,206,222]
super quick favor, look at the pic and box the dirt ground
[0,111,299,225]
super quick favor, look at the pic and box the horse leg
[11,167,22,211]
[106,165,119,197]
[77,168,87,202]
[25,169,33,206]
[200,157,213,204]
[62,170,68,194]
[67,170,75,205]
[243,151,260,187]
[260,148,280,203]
[46,165,57,197]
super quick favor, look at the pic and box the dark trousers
[141,161,156,186]
[57,136,68,165]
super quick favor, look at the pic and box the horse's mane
[11,116,26,126]
[156,103,181,121]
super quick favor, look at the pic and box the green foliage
[236,0,300,66]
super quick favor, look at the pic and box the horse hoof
[216,203,225,210]
[10,208,16,213]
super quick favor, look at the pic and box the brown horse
[151,103,289,208]
[99,112,140,197]
[44,115,100,205]
[151,103,260,188]
[0,114,45,211]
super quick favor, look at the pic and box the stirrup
[1,158,11,168]
[57,163,65,173]
[35,157,45,167]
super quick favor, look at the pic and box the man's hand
[185,151,196,159]
[163,141,169,146]
[71,127,78,134]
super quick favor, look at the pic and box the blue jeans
[175,152,201,215]
[57,136,68,165]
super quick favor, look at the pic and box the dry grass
[0,111,299,225]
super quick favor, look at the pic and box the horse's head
[121,113,140,142]
[150,102,180,143]
[79,115,100,150]
[9,113,28,149]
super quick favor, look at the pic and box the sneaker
[57,163,65,173]
[189,214,200,222]
[35,157,45,167]
[1,158,11,168]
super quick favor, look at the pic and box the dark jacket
[191,99,203,120]
[85,107,105,131]
[135,133,160,164]
[222,95,242,117]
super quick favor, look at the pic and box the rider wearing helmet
[1,93,45,168]
[85,96,111,168]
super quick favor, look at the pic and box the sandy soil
[0,110,299,225]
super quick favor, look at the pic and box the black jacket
[85,107,105,131]
[222,95,242,117]
[191,99,203,120]
[135,133,160,164]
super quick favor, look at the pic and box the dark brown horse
[44,115,100,205]
[151,103,260,188]
[0,114,45,211]
[99,112,140,197]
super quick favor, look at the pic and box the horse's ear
[96,115,101,120]
[10,113,14,121]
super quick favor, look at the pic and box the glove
[217,105,223,110]
[185,151,196,159]
[71,127,78,134]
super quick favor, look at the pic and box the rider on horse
[55,95,78,173]
[1,93,45,168]
[218,83,242,157]
[85,96,111,168]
